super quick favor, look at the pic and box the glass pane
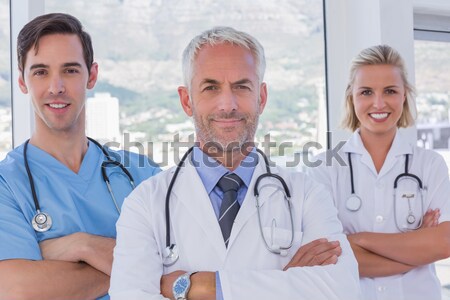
[45,0,326,169]
[0,0,12,159]
[415,40,450,161]
[415,39,450,298]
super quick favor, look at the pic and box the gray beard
[192,112,259,153]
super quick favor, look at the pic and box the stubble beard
[192,109,259,155]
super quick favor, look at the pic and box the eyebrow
[62,62,83,68]
[199,78,221,86]
[357,85,400,90]
[29,62,82,71]
[199,78,254,87]
[29,63,49,70]
[232,79,254,87]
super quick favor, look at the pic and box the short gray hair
[181,26,266,90]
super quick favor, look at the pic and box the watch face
[173,274,190,298]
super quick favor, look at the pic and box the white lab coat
[110,152,361,300]
[308,130,450,300]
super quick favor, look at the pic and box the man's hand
[160,270,186,299]
[283,238,342,271]
[40,232,87,263]
[40,232,116,275]
[420,209,440,228]
[161,271,216,300]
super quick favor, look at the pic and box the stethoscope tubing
[165,147,193,248]
[23,141,41,213]
[347,152,425,231]
[163,147,294,264]
[24,137,135,231]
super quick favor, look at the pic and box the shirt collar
[342,128,412,156]
[192,146,258,194]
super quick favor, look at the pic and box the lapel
[378,131,413,178]
[343,131,377,175]
[171,157,227,258]
[170,151,284,257]
[228,152,282,249]
[342,130,413,178]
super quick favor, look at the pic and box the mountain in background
[1,0,448,144]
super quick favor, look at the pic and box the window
[45,0,326,169]
[415,41,450,161]
[0,0,12,159]
[414,39,450,297]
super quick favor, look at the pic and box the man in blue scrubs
[0,13,160,299]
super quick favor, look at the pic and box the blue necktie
[217,173,243,247]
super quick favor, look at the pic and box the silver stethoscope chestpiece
[32,211,52,232]
[407,214,416,225]
[163,244,179,266]
[346,194,362,212]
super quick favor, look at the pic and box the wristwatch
[172,271,196,300]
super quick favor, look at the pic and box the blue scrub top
[0,141,160,299]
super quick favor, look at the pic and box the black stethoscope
[162,147,294,266]
[24,137,135,232]
[346,152,425,231]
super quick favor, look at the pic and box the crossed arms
[0,224,344,300]
[159,238,343,300]
[0,232,115,300]
[349,209,450,277]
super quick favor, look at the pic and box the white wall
[10,0,44,146]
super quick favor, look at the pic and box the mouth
[213,118,243,123]
[369,112,389,120]
[47,103,69,109]
[212,119,244,127]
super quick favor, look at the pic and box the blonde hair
[342,45,416,131]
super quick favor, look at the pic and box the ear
[18,73,28,94]
[87,62,99,89]
[178,86,193,117]
[258,82,268,114]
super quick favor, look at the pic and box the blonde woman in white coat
[308,44,450,300]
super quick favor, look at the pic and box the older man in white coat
[109,27,361,300]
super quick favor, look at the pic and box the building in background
[86,92,120,143]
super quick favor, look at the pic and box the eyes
[202,85,218,92]
[32,68,81,77]
[359,88,399,96]
[65,68,80,74]
[202,84,252,92]
[32,69,47,76]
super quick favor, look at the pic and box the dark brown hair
[17,13,94,75]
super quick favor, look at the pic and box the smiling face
[178,43,267,153]
[18,33,98,137]
[352,64,406,141]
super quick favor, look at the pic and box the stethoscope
[162,147,294,266]
[24,137,135,232]
[346,152,425,231]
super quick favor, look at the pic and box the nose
[48,74,65,95]
[217,87,238,112]
[373,93,385,109]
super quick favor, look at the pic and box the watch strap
[173,271,198,300]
